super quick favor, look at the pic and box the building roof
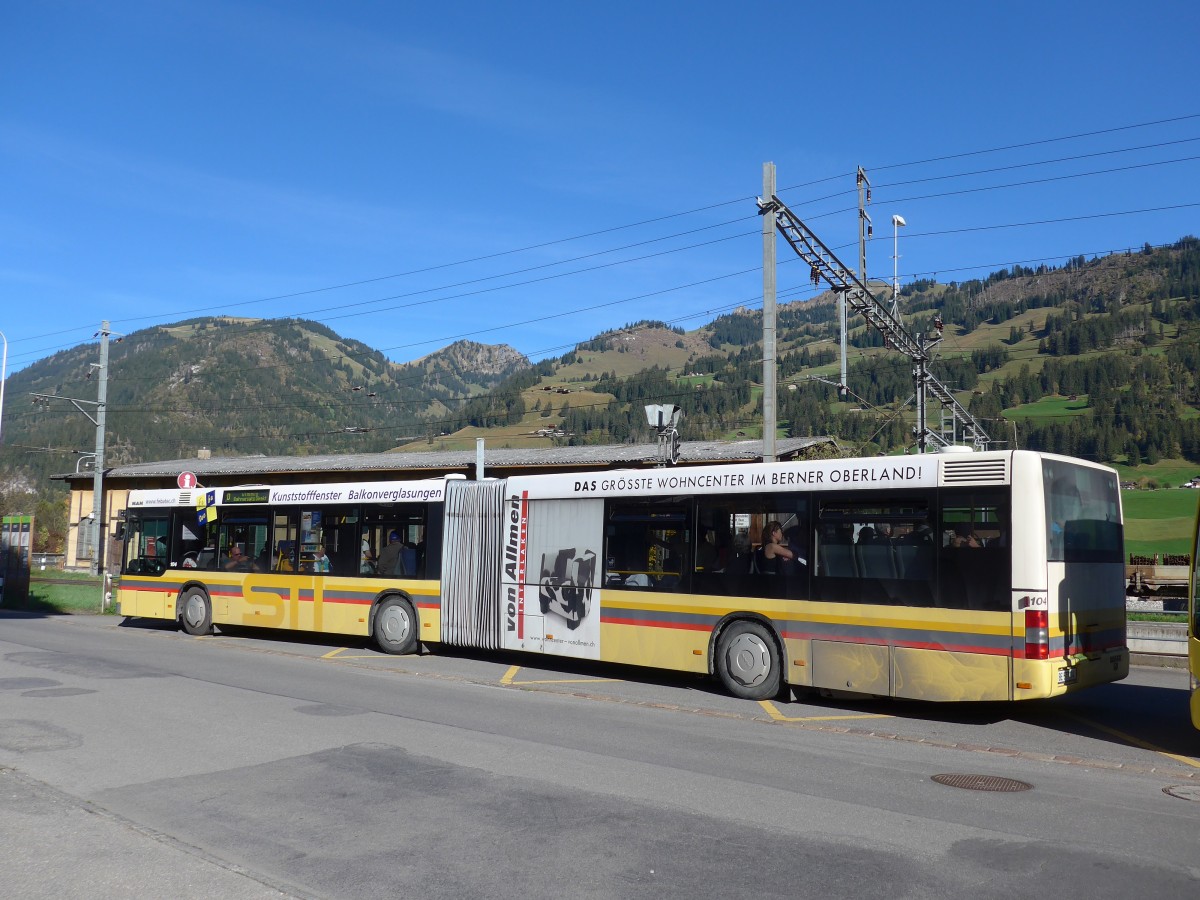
[60,437,837,485]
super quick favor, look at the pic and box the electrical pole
[0,329,8,446]
[761,162,778,463]
[32,321,115,574]
[90,321,111,577]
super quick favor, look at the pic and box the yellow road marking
[758,700,893,722]
[512,678,623,685]
[321,647,380,659]
[1064,712,1200,769]
[500,665,621,686]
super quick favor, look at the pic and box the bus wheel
[373,596,418,655]
[179,588,212,636]
[715,620,781,700]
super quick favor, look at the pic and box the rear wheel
[715,620,782,700]
[373,596,418,654]
[179,588,212,636]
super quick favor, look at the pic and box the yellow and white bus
[1188,502,1200,729]
[117,449,1128,701]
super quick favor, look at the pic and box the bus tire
[373,596,418,655]
[179,588,212,636]
[715,620,781,700]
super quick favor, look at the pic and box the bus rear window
[1043,460,1122,563]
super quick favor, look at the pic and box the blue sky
[2,0,1198,376]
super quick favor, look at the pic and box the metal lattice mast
[756,192,992,451]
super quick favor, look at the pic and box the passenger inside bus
[223,545,252,571]
[696,527,724,572]
[950,522,982,549]
[758,520,796,574]
[275,540,295,572]
[656,535,687,589]
[376,530,405,576]
[783,525,807,566]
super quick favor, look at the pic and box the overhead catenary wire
[11,233,1191,429]
[9,111,1199,362]
[16,187,1198,390]
[8,113,1200,455]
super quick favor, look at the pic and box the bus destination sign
[222,488,271,505]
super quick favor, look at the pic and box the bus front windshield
[122,513,169,575]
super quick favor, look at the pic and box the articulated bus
[1189,504,1200,729]
[117,450,1128,701]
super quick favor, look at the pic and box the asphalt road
[1,611,1197,899]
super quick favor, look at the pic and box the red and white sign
[177,471,198,489]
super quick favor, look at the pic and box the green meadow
[1122,489,1199,557]
[4,572,109,615]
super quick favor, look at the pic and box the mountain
[406,237,1200,467]
[398,340,531,420]
[0,318,530,492]
[4,236,1200,509]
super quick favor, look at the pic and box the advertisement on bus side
[500,494,603,660]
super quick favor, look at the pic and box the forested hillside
[454,237,1200,462]
[3,237,1200,522]
[0,318,529,494]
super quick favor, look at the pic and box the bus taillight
[1024,609,1049,660]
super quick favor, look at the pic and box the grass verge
[5,574,110,615]
[1128,612,1188,623]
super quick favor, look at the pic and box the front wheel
[179,588,212,636]
[715,620,782,700]
[373,596,419,655]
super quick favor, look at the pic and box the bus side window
[603,500,690,592]
[938,492,1010,611]
[812,498,936,606]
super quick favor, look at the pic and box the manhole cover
[1163,785,1200,802]
[932,773,1032,792]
